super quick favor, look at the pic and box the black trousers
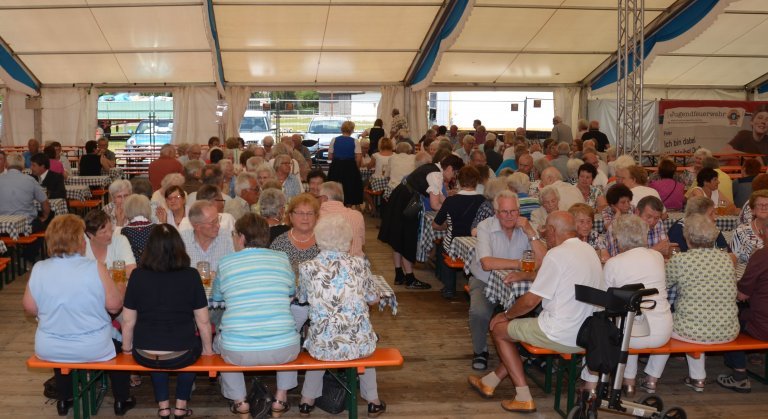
[55,340,130,402]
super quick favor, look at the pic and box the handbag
[43,375,58,399]
[314,370,349,414]
[246,377,273,419]
[401,184,423,220]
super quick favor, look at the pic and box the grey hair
[557,142,570,155]
[234,172,257,196]
[693,147,713,160]
[246,156,265,171]
[539,185,561,201]
[258,188,286,218]
[612,214,648,252]
[483,177,509,200]
[314,214,353,252]
[683,214,719,248]
[160,143,176,157]
[189,200,216,224]
[218,158,234,171]
[493,189,519,210]
[160,173,185,191]
[123,194,152,220]
[108,179,132,198]
[272,154,292,171]
[507,172,530,194]
[6,153,23,170]
[684,196,715,217]
[319,181,344,202]
[567,158,584,179]
[533,157,551,174]
[395,142,412,154]
[184,159,205,179]
[462,134,476,145]
[614,155,636,171]
[254,163,275,178]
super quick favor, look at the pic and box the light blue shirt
[0,168,47,222]
[469,216,531,283]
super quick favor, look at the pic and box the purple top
[649,178,685,211]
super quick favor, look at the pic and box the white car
[239,110,274,144]
[304,117,348,153]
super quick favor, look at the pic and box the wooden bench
[519,334,768,417]
[28,348,403,419]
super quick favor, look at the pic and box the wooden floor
[6,216,768,418]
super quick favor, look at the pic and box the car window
[136,120,173,134]
[308,120,343,134]
[239,117,269,132]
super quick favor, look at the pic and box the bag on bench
[577,311,621,374]
[246,378,273,419]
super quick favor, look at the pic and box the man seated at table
[539,166,584,210]
[318,181,365,257]
[78,140,103,176]
[467,190,546,371]
[600,195,669,260]
[96,137,117,169]
[224,172,260,220]
[180,200,234,279]
[468,211,601,413]
[23,138,40,169]
[30,153,66,200]
[149,144,184,191]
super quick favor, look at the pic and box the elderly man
[551,116,573,144]
[180,200,235,277]
[30,153,66,200]
[617,165,661,208]
[0,152,51,229]
[454,135,476,164]
[23,138,40,168]
[550,142,571,180]
[318,181,365,257]
[581,120,610,152]
[97,137,117,168]
[186,165,232,210]
[183,159,205,194]
[539,166,584,210]
[469,211,601,413]
[148,144,183,191]
[467,191,546,371]
[261,136,275,160]
[306,169,327,198]
[186,144,203,163]
[474,125,487,147]
[224,172,260,220]
[601,195,669,259]
[447,125,460,147]
[470,150,496,181]
[292,134,312,163]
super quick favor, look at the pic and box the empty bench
[520,333,768,417]
[28,348,403,419]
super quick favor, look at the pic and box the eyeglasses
[755,203,768,210]
[496,209,519,217]
[292,211,316,217]
[213,198,226,203]
[197,215,221,227]
[166,194,184,201]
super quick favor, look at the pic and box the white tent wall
[406,87,428,141]
[377,85,406,135]
[0,88,34,146]
[587,99,658,153]
[223,86,251,140]
[553,87,581,132]
[173,86,220,145]
[41,87,97,146]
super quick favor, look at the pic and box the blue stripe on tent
[757,82,768,94]
[0,41,38,93]
[410,0,470,86]
[206,0,226,89]
[591,0,720,91]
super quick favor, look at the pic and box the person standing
[551,116,573,144]
[327,121,364,206]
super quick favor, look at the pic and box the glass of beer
[197,261,212,287]
[111,260,126,285]
[521,250,535,272]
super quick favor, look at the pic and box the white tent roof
[1,0,768,93]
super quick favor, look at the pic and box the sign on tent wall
[658,100,768,157]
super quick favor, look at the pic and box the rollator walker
[567,284,687,419]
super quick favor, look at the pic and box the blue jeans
[149,371,198,403]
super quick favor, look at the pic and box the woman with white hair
[151,172,185,210]
[680,147,713,189]
[253,163,276,187]
[273,154,302,200]
[103,179,133,227]
[530,185,560,232]
[471,177,511,229]
[219,159,236,199]
[640,214,738,394]
[296,215,386,418]
[120,194,156,262]
[386,141,416,190]
[580,214,672,396]
[566,158,584,184]
[258,188,289,244]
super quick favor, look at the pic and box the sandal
[157,407,171,419]
[173,407,193,417]
[684,377,705,392]
[639,376,657,394]
[299,403,315,417]
[271,399,290,418]
[230,400,250,415]
[129,375,142,388]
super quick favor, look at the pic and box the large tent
[1,0,767,146]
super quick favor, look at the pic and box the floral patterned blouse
[581,185,604,210]
[730,222,764,264]
[297,250,378,361]
[666,248,739,344]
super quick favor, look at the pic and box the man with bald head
[23,139,40,168]
[539,166,584,210]
[469,211,602,413]
[581,120,610,152]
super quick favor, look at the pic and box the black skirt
[378,183,421,263]
[328,159,363,205]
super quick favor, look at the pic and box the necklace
[290,229,314,243]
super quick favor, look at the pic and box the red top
[148,156,183,191]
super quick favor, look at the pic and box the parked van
[239,110,273,144]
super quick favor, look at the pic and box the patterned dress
[730,222,764,264]
[269,232,320,276]
[666,248,739,343]
[297,251,378,361]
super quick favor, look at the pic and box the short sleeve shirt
[469,216,531,283]
[84,231,137,267]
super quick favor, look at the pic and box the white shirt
[503,147,516,161]
[387,154,416,189]
[178,212,236,236]
[593,169,609,189]
[425,165,444,196]
[630,185,661,208]
[551,180,585,211]
[530,237,603,347]
[372,153,392,178]
[603,247,671,325]
[470,217,531,283]
[84,232,136,267]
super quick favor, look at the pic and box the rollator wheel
[659,407,687,419]
[637,395,663,412]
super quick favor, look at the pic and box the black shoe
[114,396,137,416]
[367,401,386,418]
[57,399,73,416]
[299,403,315,417]
[394,268,405,285]
[405,274,431,289]
[472,351,489,370]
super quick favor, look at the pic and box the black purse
[314,370,349,414]
[402,184,423,220]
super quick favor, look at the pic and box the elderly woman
[254,162,277,187]
[120,194,156,261]
[23,215,134,416]
[690,167,737,214]
[160,185,187,229]
[359,138,372,167]
[649,159,685,211]
[681,147,712,189]
[566,158,584,184]
[220,159,236,198]
[508,172,540,220]
[151,173,185,210]
[472,177,513,228]
[530,185,559,233]
[731,190,768,264]
[212,214,300,418]
[568,203,601,248]
[668,196,729,252]
[258,188,289,244]
[328,120,364,206]
[297,215,386,418]
[581,215,672,396]
[368,137,393,178]
[84,209,136,278]
[602,184,634,231]
[121,225,214,419]
[273,154,302,200]
[640,214,738,393]
[386,142,415,190]
[269,193,321,275]
[103,179,133,227]
[575,163,607,211]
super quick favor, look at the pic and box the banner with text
[658,100,768,156]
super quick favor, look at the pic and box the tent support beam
[204,0,226,96]
[404,0,455,85]
[745,71,768,92]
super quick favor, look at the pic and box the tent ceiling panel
[215,5,328,49]
[432,52,519,83]
[316,52,414,83]
[20,54,126,84]
[323,6,437,50]
[724,0,768,12]
[667,56,768,86]
[0,0,198,5]
[643,56,706,85]
[474,0,675,9]
[671,14,768,55]
[91,6,210,51]
[449,8,555,51]
[213,0,440,3]
[222,51,321,83]
[497,53,608,83]
[0,9,109,53]
[114,52,214,83]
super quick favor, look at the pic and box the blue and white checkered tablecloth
[448,236,477,275]
[417,211,447,262]
[0,215,31,240]
[66,185,93,201]
[593,212,740,234]
[360,168,374,184]
[0,240,6,254]
[65,175,111,188]
[486,270,533,310]
[71,167,126,181]
[369,176,389,192]
[372,275,398,315]
[34,199,68,216]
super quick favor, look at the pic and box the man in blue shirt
[22,138,40,168]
